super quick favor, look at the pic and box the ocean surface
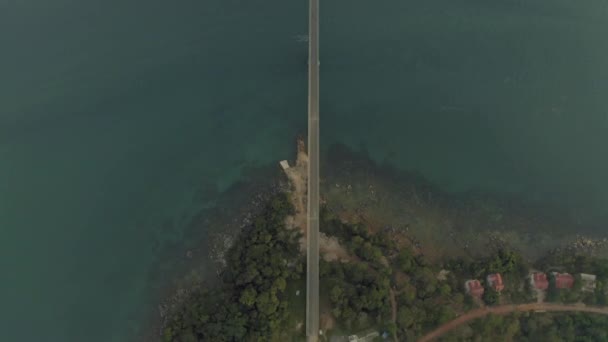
[1,0,606,341]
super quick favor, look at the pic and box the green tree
[436,306,455,324]
[162,193,302,341]
[397,306,415,328]
[239,286,257,307]
[401,283,417,304]
[273,277,287,292]
[483,287,499,306]
[397,248,416,273]
[464,291,474,310]
[330,285,344,304]
[452,293,464,305]
[547,273,560,302]
[438,283,452,296]
[255,291,279,316]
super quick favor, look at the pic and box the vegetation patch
[443,312,608,341]
[162,193,304,342]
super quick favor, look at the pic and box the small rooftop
[580,273,597,292]
[465,279,485,298]
[553,272,575,289]
[530,272,549,290]
[487,273,505,292]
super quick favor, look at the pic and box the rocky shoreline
[138,162,291,341]
[145,142,608,341]
[320,144,608,262]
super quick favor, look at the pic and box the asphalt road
[306,0,320,340]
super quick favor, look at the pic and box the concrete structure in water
[279,160,290,170]
[306,0,320,340]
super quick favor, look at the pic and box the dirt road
[418,303,608,342]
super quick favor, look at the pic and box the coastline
[137,162,292,341]
[144,141,608,340]
[321,143,608,262]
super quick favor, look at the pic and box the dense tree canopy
[443,312,608,342]
[320,210,469,340]
[162,193,303,342]
[162,200,608,341]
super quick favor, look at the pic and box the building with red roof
[552,272,575,289]
[465,279,485,298]
[486,273,505,292]
[530,272,549,290]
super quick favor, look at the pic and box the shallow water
[1,0,607,341]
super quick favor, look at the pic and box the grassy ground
[284,277,307,341]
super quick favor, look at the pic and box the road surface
[306,0,320,340]
[418,303,608,342]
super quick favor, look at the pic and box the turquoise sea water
[1,0,606,341]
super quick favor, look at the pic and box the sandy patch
[282,138,352,260]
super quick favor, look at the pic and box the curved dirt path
[418,303,608,342]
